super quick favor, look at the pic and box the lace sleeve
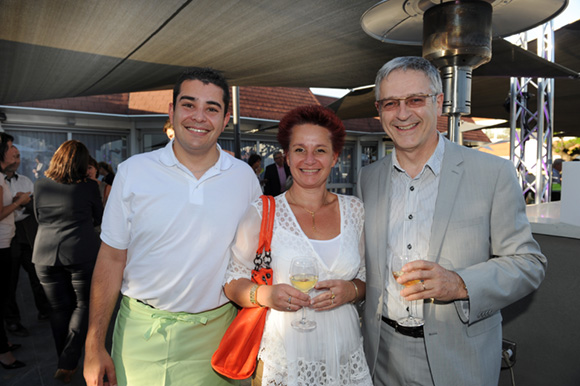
[224,202,262,285]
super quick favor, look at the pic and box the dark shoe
[7,343,21,352]
[1,360,26,370]
[5,322,29,337]
[54,368,77,383]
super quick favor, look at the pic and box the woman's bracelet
[255,284,264,307]
[249,284,265,307]
[350,280,359,303]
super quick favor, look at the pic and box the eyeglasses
[376,94,437,111]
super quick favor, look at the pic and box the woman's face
[286,124,338,189]
[251,161,261,174]
[87,164,98,179]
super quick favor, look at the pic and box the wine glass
[289,256,319,331]
[391,253,424,327]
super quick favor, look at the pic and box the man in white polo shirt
[84,68,262,386]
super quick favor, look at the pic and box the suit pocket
[467,312,501,337]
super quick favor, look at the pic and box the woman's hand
[258,283,310,312]
[310,280,356,311]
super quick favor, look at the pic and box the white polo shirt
[5,173,34,222]
[0,174,15,248]
[101,142,262,313]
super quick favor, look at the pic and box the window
[11,131,67,181]
[73,133,127,173]
[9,130,127,181]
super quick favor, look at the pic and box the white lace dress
[225,193,372,386]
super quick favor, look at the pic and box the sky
[311,1,580,98]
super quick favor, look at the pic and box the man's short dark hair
[0,132,15,163]
[172,67,230,116]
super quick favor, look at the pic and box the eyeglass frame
[375,93,439,112]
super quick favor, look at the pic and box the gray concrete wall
[499,233,580,386]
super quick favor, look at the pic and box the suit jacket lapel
[429,139,464,263]
[375,155,392,279]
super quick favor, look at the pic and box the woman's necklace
[287,190,330,232]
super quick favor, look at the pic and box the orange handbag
[211,195,275,380]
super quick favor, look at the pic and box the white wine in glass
[391,254,424,327]
[289,256,318,331]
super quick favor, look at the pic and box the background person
[33,140,104,383]
[247,153,264,191]
[32,154,47,180]
[83,67,261,386]
[224,105,372,386]
[163,119,175,140]
[358,56,546,386]
[4,146,50,339]
[0,133,32,370]
[88,157,111,206]
[97,162,115,186]
[263,151,290,196]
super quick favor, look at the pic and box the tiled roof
[129,90,172,114]
[9,87,321,121]
[238,87,320,121]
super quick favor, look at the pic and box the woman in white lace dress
[224,105,372,386]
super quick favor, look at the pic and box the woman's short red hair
[277,105,346,155]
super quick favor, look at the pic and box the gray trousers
[374,320,435,386]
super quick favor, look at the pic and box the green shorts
[112,296,239,386]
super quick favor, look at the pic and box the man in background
[263,151,291,196]
[4,146,50,337]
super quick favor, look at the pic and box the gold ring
[330,291,336,300]
[286,306,291,311]
[288,296,292,304]
[421,282,426,291]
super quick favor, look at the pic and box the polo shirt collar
[159,141,233,172]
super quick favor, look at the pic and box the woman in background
[0,132,31,370]
[248,153,264,191]
[88,157,111,206]
[33,140,103,383]
[97,161,115,186]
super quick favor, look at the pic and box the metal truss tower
[509,21,555,203]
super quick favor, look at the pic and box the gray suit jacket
[358,138,546,386]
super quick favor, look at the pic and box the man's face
[5,145,20,172]
[273,153,284,167]
[169,79,230,160]
[376,69,442,157]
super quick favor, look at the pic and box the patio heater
[361,0,568,144]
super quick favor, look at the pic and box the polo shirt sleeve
[100,162,131,250]
[225,202,261,285]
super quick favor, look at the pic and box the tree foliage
[553,137,580,161]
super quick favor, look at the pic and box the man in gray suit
[357,56,546,386]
